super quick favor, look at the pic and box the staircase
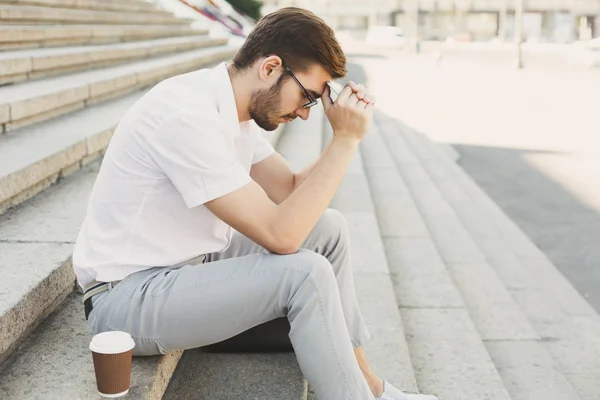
[1,2,599,398]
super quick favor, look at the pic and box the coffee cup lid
[89,331,136,354]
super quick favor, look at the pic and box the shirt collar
[212,62,241,138]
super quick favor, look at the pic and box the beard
[249,77,294,131]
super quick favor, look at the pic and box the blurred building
[261,0,397,30]
[261,0,600,42]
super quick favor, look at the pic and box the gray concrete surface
[360,122,514,399]
[0,293,183,400]
[164,351,307,400]
[0,163,99,362]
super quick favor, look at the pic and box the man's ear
[259,56,283,81]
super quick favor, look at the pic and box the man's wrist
[331,134,360,148]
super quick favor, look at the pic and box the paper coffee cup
[89,331,136,398]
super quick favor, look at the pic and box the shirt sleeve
[252,129,276,164]
[146,112,252,209]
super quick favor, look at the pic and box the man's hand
[322,81,375,144]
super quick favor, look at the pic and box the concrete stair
[0,44,236,133]
[380,116,599,399]
[3,0,170,14]
[0,35,226,85]
[0,25,202,51]
[361,111,599,400]
[0,4,188,25]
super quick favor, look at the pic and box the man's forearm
[273,136,358,251]
[291,159,319,193]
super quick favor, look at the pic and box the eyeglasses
[283,65,319,109]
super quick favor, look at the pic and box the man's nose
[296,107,310,121]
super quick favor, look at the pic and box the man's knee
[314,208,348,239]
[293,249,336,281]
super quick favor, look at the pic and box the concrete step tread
[0,34,214,61]
[0,89,141,179]
[0,162,101,362]
[0,43,233,103]
[0,35,225,84]
[392,118,599,399]
[369,114,593,399]
[375,114,540,342]
[0,291,183,399]
[0,4,188,25]
[164,351,307,400]
[0,23,199,34]
[0,43,236,133]
[6,0,171,14]
[318,117,420,392]
[0,24,201,46]
[359,125,510,400]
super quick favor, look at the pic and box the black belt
[82,280,120,320]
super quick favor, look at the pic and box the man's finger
[356,84,366,100]
[321,85,333,110]
[337,83,355,105]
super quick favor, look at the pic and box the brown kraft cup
[89,331,136,398]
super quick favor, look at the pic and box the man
[73,7,437,400]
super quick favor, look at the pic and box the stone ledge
[0,292,183,400]
[0,45,235,131]
[11,0,172,14]
[376,114,540,342]
[0,4,188,26]
[0,36,224,85]
[0,25,203,50]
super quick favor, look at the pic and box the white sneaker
[376,380,438,400]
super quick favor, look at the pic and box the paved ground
[340,39,600,313]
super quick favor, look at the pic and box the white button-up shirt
[73,63,275,289]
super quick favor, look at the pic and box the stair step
[4,0,170,14]
[0,90,142,216]
[0,43,236,132]
[0,35,226,85]
[164,351,307,400]
[359,124,511,399]
[319,118,420,392]
[0,24,203,51]
[0,291,182,399]
[0,48,237,215]
[0,4,187,26]
[376,114,540,342]
[395,118,599,398]
[0,162,98,363]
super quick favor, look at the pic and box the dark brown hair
[231,7,346,78]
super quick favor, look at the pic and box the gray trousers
[87,209,375,399]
